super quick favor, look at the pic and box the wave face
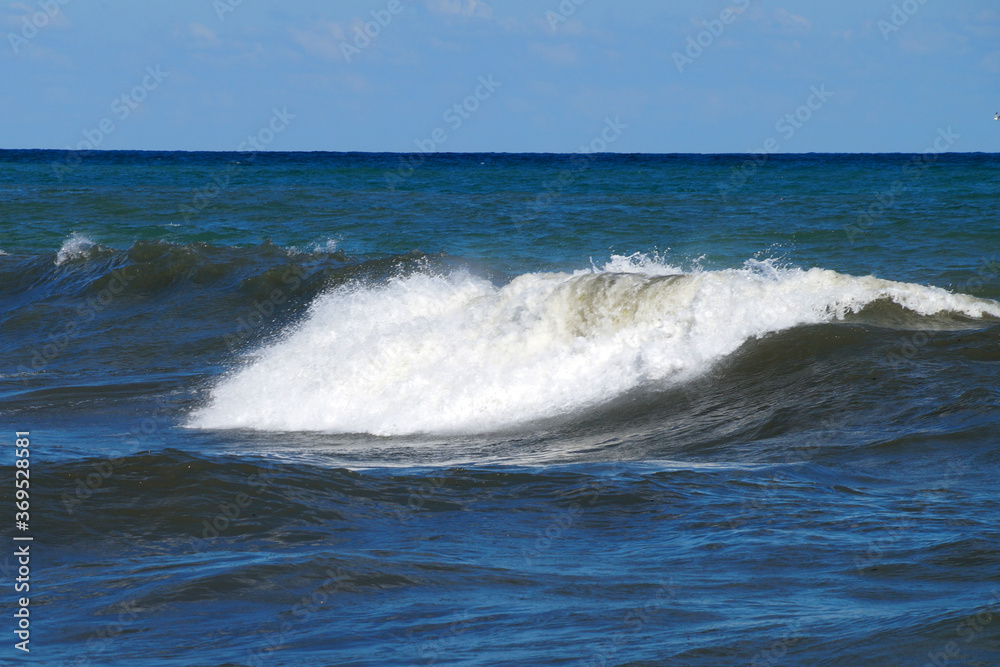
[189,256,1000,435]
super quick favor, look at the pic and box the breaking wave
[189,256,1000,436]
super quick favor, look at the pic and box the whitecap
[189,257,1000,436]
[54,232,97,266]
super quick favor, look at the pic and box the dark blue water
[1,150,999,665]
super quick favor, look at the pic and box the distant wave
[188,255,1000,436]
[47,235,349,266]
[309,238,341,254]
[55,232,99,266]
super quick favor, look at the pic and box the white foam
[189,257,1000,436]
[55,233,97,266]
[285,238,341,256]
[311,238,340,253]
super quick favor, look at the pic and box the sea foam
[189,257,1000,436]
[55,233,98,266]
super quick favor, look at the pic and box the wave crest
[188,258,1000,436]
[55,232,100,266]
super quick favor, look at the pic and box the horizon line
[2,149,999,156]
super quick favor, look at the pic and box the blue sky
[2,0,999,152]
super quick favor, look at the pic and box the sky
[2,0,999,153]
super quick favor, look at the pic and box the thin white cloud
[530,42,578,67]
[189,22,218,45]
[898,29,966,56]
[289,19,349,61]
[425,0,493,20]
[4,0,71,29]
[773,8,811,34]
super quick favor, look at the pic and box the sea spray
[189,257,1000,435]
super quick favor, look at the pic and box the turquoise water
[1,150,999,665]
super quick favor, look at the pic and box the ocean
[1,150,999,666]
